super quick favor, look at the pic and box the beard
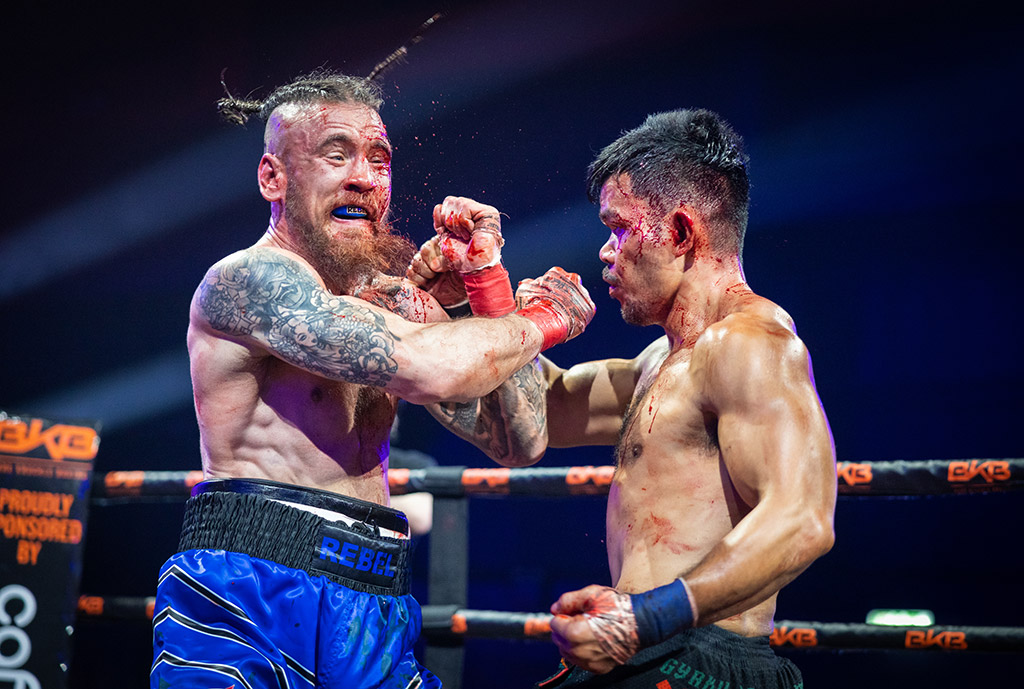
[285,193,416,293]
[605,272,652,326]
[614,286,659,327]
[618,299,650,327]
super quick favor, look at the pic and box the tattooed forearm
[198,249,399,386]
[434,399,484,436]
[428,357,546,463]
[509,362,546,433]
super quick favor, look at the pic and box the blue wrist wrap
[630,579,695,648]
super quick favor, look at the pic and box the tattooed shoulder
[195,248,400,385]
[197,248,318,335]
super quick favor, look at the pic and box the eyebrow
[318,133,392,156]
[599,208,627,226]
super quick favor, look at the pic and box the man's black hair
[587,109,750,257]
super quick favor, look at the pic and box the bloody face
[275,102,412,286]
[597,174,680,326]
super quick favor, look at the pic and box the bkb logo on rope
[836,462,872,488]
[769,624,818,648]
[905,629,968,650]
[947,460,1011,484]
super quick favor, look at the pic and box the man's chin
[618,302,649,327]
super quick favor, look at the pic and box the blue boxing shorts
[151,478,440,689]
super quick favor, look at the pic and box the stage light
[866,609,935,627]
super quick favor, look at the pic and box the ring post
[423,467,470,688]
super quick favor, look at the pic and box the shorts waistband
[180,481,411,596]
[192,478,409,536]
[631,624,776,665]
[265,498,408,540]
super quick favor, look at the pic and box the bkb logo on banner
[0,410,100,689]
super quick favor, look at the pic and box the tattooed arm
[356,273,549,466]
[401,196,597,465]
[192,247,546,404]
[424,357,547,467]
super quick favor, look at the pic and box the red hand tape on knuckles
[463,264,516,317]
[516,300,569,351]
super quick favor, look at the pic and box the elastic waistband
[192,478,409,536]
[699,623,774,653]
[180,482,411,596]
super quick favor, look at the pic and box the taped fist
[433,196,504,274]
[548,579,698,674]
[515,267,595,351]
[549,585,639,674]
[418,196,516,317]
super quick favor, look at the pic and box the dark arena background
[3,1,1021,686]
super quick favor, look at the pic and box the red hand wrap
[516,301,569,351]
[463,264,516,318]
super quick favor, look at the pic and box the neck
[258,217,317,273]
[662,254,748,350]
[261,215,300,254]
[257,219,371,296]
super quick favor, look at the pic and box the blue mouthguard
[332,206,369,219]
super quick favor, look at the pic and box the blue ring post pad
[630,579,696,647]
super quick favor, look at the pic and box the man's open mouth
[331,205,369,219]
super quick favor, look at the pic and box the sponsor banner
[0,410,100,689]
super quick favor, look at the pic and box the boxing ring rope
[81,459,1024,686]
[75,594,1024,653]
[89,458,1024,501]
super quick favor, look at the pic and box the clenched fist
[432,196,504,274]
[515,268,596,350]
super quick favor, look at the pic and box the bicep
[711,336,836,513]
[543,355,640,447]
[195,249,416,388]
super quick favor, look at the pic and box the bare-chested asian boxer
[150,70,594,689]
[413,109,837,688]
[542,109,835,688]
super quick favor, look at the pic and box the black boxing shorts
[537,623,803,689]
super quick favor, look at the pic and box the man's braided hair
[214,14,444,127]
[586,109,750,258]
[216,68,384,126]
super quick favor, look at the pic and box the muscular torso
[608,298,788,636]
[189,264,446,505]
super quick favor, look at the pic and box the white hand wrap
[583,588,641,665]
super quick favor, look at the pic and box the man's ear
[671,208,695,257]
[258,153,286,202]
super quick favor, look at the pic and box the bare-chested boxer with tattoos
[150,70,594,689]
[536,110,835,688]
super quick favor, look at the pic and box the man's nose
[344,156,377,192]
[599,233,617,264]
